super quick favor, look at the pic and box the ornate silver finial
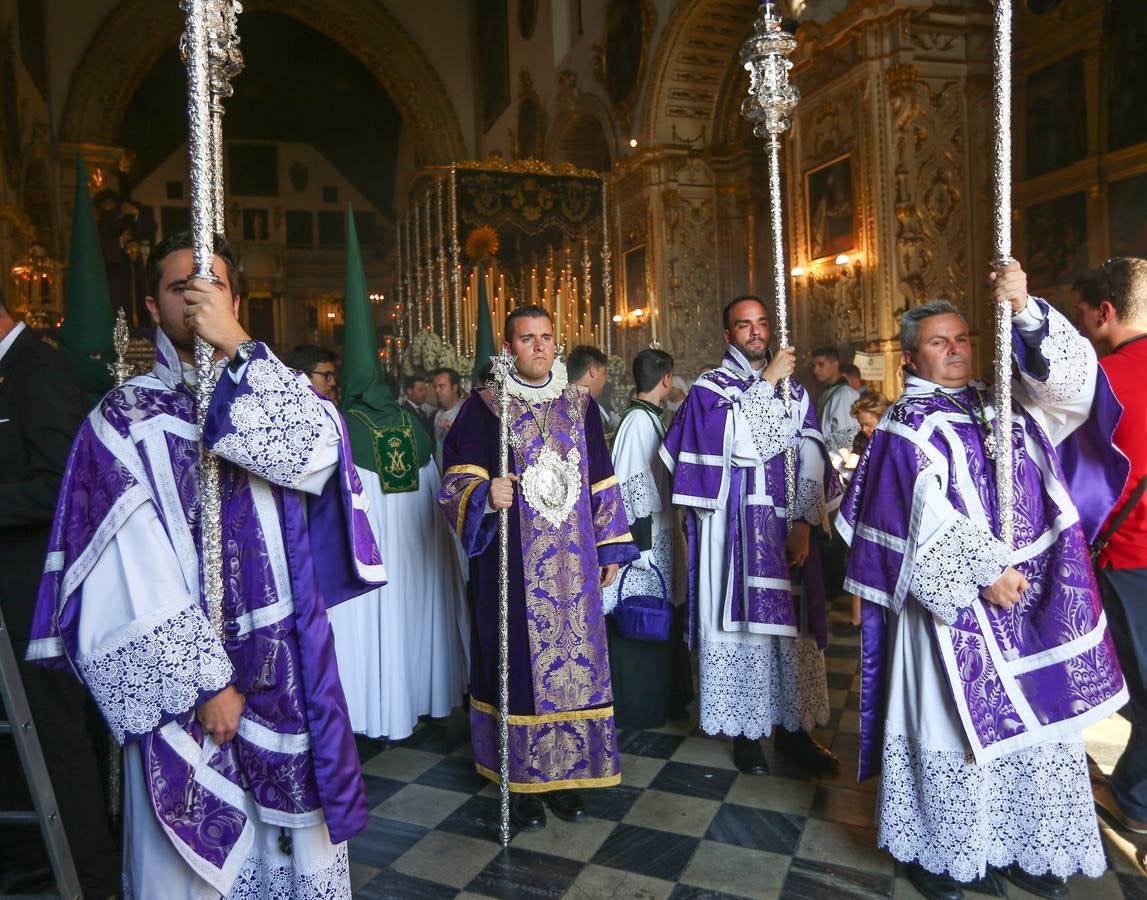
[740,2,800,145]
[108,307,132,386]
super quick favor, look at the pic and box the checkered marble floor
[346,598,1147,899]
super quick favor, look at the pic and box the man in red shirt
[1073,256,1147,835]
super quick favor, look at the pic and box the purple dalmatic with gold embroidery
[438,374,637,791]
[26,331,385,895]
[838,298,1128,780]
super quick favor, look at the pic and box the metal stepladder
[0,606,81,900]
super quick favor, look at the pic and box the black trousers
[0,653,121,897]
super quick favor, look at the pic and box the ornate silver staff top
[490,348,517,847]
[741,1,799,525]
[991,0,1015,549]
[108,308,133,386]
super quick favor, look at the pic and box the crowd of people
[2,233,1146,899]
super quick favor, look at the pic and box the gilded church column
[784,4,993,396]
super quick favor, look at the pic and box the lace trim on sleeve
[909,514,1009,624]
[1022,306,1095,405]
[212,357,338,488]
[619,469,661,523]
[826,424,860,455]
[793,475,826,527]
[77,602,233,744]
[739,379,798,464]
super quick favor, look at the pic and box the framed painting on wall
[804,154,856,262]
[624,245,647,312]
[1024,192,1088,289]
[1109,173,1147,259]
[476,0,510,132]
[1023,53,1086,179]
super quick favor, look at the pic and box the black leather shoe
[1000,864,1069,899]
[732,735,769,775]
[509,792,546,831]
[544,789,589,822]
[963,867,1007,896]
[908,864,964,900]
[774,727,840,774]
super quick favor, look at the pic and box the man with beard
[660,295,840,776]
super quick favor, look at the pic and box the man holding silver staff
[438,304,637,831]
[660,295,841,776]
[25,232,386,898]
[837,260,1129,900]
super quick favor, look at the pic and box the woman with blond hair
[843,391,891,626]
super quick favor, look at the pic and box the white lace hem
[910,514,1009,624]
[78,602,233,744]
[698,636,829,739]
[739,379,798,465]
[794,475,826,527]
[619,469,661,523]
[225,841,350,899]
[212,356,338,489]
[877,732,1105,882]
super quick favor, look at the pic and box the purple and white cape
[660,347,841,739]
[837,299,1128,880]
[27,332,385,897]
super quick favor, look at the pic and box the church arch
[59,0,466,166]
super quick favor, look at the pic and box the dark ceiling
[120,10,402,215]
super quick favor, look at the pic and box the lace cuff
[910,515,1009,624]
[1020,305,1094,405]
[77,602,234,744]
[210,355,339,488]
[739,379,798,464]
[826,424,859,454]
[793,476,826,526]
[620,469,661,522]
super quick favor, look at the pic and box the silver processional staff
[741,0,800,525]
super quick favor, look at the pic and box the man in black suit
[398,370,437,439]
[0,292,120,897]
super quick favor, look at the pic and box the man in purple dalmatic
[837,261,1129,900]
[660,295,841,776]
[25,233,386,898]
[438,305,637,831]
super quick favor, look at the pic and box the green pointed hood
[59,152,114,405]
[340,204,431,473]
[471,262,496,383]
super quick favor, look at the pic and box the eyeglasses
[310,369,337,381]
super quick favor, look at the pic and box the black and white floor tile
[348,597,1147,899]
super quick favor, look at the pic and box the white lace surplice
[877,302,1106,880]
[695,382,830,739]
[77,359,353,899]
[601,407,675,615]
[879,602,1105,881]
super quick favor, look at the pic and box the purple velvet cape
[839,301,1128,780]
[659,352,840,651]
[437,383,638,791]
[26,334,385,890]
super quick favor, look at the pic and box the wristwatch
[228,339,259,373]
